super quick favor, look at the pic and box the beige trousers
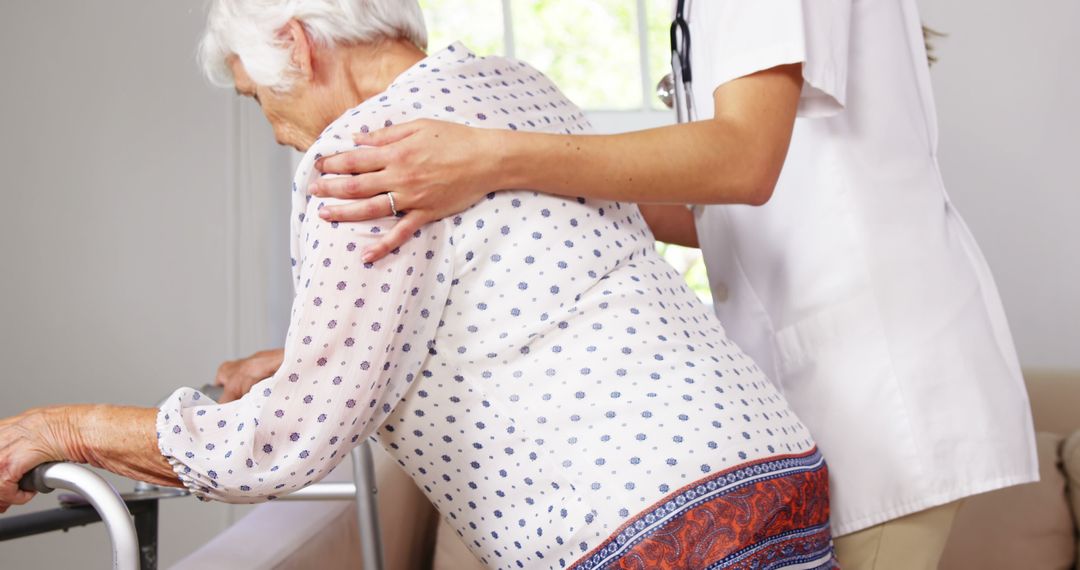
[833,501,962,570]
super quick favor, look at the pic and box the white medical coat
[687,0,1039,535]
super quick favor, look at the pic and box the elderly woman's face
[228,56,315,151]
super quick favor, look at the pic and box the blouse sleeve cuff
[156,386,214,501]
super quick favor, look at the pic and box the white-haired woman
[0,2,837,568]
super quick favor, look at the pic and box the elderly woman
[0,1,836,568]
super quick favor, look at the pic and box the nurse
[301,0,1038,568]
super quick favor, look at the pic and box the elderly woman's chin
[261,111,318,151]
[271,125,312,153]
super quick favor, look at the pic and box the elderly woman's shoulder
[310,46,574,161]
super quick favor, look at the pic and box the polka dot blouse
[157,43,821,570]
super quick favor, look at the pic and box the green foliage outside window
[420,0,673,110]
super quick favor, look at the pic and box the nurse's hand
[215,348,284,403]
[312,119,502,263]
[0,407,72,513]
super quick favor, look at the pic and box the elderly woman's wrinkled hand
[0,407,74,513]
[311,119,502,263]
[214,348,285,403]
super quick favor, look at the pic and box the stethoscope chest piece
[657,73,676,109]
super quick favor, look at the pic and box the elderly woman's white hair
[200,0,428,91]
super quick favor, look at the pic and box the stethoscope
[657,0,696,123]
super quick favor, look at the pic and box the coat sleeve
[692,0,853,118]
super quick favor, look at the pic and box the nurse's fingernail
[362,250,375,263]
[318,208,331,219]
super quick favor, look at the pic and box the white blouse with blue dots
[157,43,819,570]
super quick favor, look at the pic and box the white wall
[0,2,291,568]
[918,0,1080,369]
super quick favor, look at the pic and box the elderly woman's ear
[282,19,316,84]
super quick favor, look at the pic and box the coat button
[712,283,729,303]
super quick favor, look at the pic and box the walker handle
[18,462,60,494]
[199,384,225,402]
[17,462,141,570]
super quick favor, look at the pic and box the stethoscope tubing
[671,0,696,123]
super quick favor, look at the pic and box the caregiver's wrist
[491,128,539,192]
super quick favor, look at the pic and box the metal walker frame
[0,385,384,570]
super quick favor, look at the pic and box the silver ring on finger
[386,191,399,217]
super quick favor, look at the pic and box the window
[421,0,671,111]
[419,0,711,303]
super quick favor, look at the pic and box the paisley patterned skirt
[570,448,837,570]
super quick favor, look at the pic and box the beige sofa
[939,370,1080,570]
[173,370,1080,570]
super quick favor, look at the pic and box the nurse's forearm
[497,63,803,206]
[639,204,699,247]
[312,64,801,263]
[498,121,763,205]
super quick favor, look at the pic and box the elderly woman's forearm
[64,405,182,488]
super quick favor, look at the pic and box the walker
[0,385,385,570]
